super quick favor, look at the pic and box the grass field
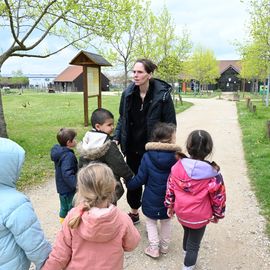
[2,90,192,189]
[237,97,270,234]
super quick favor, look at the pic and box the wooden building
[54,65,110,92]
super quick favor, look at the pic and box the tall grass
[2,91,192,189]
[237,99,270,235]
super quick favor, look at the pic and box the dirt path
[26,96,270,269]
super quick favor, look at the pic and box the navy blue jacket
[51,144,78,195]
[114,78,177,155]
[126,142,181,220]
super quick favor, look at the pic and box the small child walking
[41,163,140,270]
[77,108,133,203]
[126,122,181,258]
[165,130,226,270]
[51,128,78,223]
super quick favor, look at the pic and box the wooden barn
[54,65,110,92]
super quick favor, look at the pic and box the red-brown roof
[218,60,241,74]
[54,66,83,82]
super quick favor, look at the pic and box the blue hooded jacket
[126,142,181,219]
[0,138,51,270]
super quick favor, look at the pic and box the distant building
[54,65,110,92]
[25,74,57,88]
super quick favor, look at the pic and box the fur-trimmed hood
[77,139,111,161]
[145,142,181,152]
[144,142,181,172]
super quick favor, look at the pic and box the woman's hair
[150,122,176,143]
[186,130,213,160]
[68,163,116,229]
[135,58,157,74]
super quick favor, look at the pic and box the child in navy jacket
[51,128,78,223]
[126,122,181,258]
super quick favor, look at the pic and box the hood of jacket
[51,144,73,163]
[145,142,181,171]
[180,158,218,180]
[77,131,111,160]
[0,138,25,188]
[76,205,125,242]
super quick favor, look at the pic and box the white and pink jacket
[165,158,226,229]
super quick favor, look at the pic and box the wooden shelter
[69,51,112,126]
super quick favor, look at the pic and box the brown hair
[56,128,77,146]
[186,130,213,160]
[68,163,116,229]
[150,122,176,143]
[135,58,157,74]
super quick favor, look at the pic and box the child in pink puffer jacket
[165,130,226,270]
[42,163,140,270]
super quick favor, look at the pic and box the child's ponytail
[68,205,89,229]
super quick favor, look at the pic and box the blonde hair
[68,163,116,229]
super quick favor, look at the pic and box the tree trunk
[0,90,8,138]
[124,62,128,89]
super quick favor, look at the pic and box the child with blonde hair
[126,122,181,258]
[165,130,226,270]
[42,163,140,270]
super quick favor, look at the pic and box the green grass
[2,90,192,189]
[237,99,270,235]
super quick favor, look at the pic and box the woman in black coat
[114,58,177,224]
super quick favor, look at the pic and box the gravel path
[26,96,270,269]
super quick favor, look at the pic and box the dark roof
[69,50,112,66]
[54,66,82,82]
[218,60,241,74]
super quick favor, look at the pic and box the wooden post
[98,66,102,108]
[246,97,251,107]
[83,66,89,127]
[267,120,270,138]
[252,105,256,113]
[248,101,252,112]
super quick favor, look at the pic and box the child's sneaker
[159,244,169,254]
[144,245,160,258]
[128,212,140,224]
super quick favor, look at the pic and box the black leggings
[126,151,143,210]
[182,225,206,267]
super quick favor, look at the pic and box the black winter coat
[50,145,78,195]
[114,78,176,155]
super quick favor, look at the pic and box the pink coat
[42,205,140,270]
[165,158,226,229]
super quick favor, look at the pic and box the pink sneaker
[144,245,160,258]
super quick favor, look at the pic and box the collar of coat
[125,78,172,102]
[145,142,182,152]
[77,140,111,160]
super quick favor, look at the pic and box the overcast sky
[1,0,250,75]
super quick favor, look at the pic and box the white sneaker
[182,264,195,270]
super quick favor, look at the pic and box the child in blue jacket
[126,122,181,258]
[0,138,51,270]
[51,128,78,223]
